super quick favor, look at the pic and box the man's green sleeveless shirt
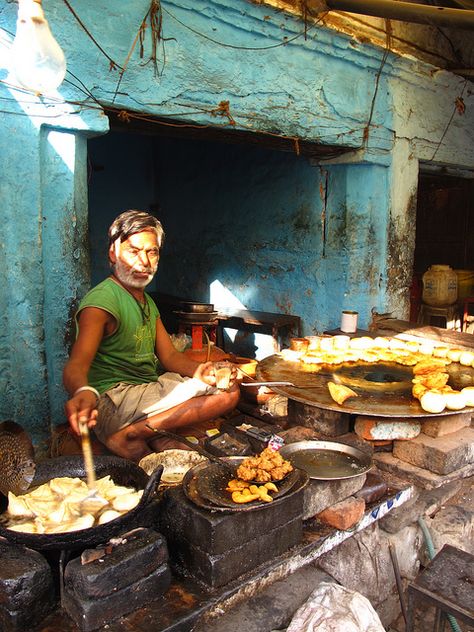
[76,278,161,393]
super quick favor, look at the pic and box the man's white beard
[114,258,157,289]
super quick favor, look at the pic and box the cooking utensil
[180,301,214,313]
[241,381,321,388]
[78,421,108,513]
[279,440,372,480]
[173,310,218,323]
[0,421,36,496]
[146,426,291,485]
[182,458,309,512]
[145,426,233,478]
[257,354,474,417]
[0,456,163,551]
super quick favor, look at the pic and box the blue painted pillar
[319,162,390,330]
[41,129,91,431]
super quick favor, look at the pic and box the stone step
[373,451,474,489]
[393,427,474,475]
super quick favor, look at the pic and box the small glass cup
[213,361,233,391]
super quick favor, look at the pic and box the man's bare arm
[63,307,111,434]
[154,318,218,384]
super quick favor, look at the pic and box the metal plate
[182,457,306,512]
[174,310,218,323]
[257,354,474,418]
[280,441,372,480]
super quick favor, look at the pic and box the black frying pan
[183,459,308,512]
[0,456,163,551]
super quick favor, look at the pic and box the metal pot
[179,301,214,313]
[0,455,163,551]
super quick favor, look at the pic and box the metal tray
[279,440,372,480]
[257,354,474,417]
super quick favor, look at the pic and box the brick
[167,516,303,589]
[373,451,474,489]
[355,472,388,504]
[0,541,56,632]
[354,416,421,441]
[317,496,365,531]
[62,563,171,632]
[159,484,304,555]
[64,528,168,598]
[421,412,471,438]
[393,427,474,475]
[288,400,350,436]
[303,475,366,519]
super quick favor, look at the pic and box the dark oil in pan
[290,449,367,478]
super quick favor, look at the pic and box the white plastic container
[340,310,358,333]
[422,265,458,306]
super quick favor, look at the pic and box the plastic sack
[286,582,385,632]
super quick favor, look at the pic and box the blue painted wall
[1,0,473,445]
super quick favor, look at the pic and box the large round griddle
[257,354,474,418]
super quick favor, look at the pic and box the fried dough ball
[236,447,293,482]
[413,358,450,375]
[413,371,450,390]
[412,383,428,400]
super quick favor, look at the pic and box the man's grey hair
[108,210,165,251]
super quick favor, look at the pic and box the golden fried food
[327,382,358,405]
[5,476,141,534]
[228,480,279,504]
[236,447,293,482]
[231,491,260,504]
[412,383,428,400]
[226,478,250,492]
[412,371,449,390]
[413,358,450,375]
[281,335,474,415]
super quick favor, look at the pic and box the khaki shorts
[95,373,218,444]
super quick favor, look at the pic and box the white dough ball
[420,391,446,414]
[459,351,474,366]
[444,391,467,411]
[461,387,474,407]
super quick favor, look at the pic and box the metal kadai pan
[279,441,372,480]
[0,456,163,551]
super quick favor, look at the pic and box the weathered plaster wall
[1,0,473,443]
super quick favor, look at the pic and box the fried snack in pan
[327,382,358,406]
[235,448,293,483]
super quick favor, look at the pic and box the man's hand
[64,390,99,436]
[193,361,238,388]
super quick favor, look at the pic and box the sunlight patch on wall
[210,279,275,360]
